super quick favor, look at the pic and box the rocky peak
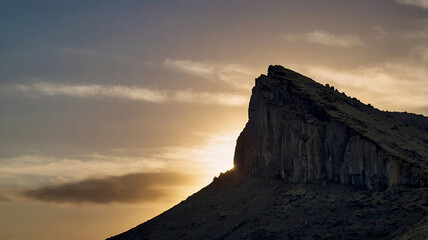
[234,65,428,191]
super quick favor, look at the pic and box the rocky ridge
[234,65,428,191]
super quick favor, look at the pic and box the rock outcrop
[234,65,428,191]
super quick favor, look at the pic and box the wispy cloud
[163,59,255,89]
[396,0,428,9]
[10,82,168,102]
[1,82,248,107]
[171,90,247,106]
[284,30,363,48]
[23,172,198,204]
[0,154,168,190]
[0,131,239,198]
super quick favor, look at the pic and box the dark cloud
[23,172,198,204]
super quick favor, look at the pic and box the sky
[1,0,428,239]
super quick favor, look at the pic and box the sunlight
[183,131,239,177]
[201,133,237,174]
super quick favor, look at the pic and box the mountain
[235,65,428,191]
[107,65,428,240]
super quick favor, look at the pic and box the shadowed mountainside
[108,66,428,240]
[108,170,428,240]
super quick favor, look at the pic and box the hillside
[108,170,428,240]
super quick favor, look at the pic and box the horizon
[1,1,428,239]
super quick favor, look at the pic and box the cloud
[171,90,248,106]
[284,31,362,48]
[163,59,255,89]
[7,82,168,103]
[0,131,238,192]
[396,0,428,9]
[23,172,198,204]
[1,82,248,107]
[0,154,169,190]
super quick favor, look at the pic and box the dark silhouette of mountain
[108,66,428,240]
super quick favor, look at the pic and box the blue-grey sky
[1,0,428,239]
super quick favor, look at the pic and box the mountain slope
[107,170,428,240]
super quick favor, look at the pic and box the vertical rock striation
[234,65,428,191]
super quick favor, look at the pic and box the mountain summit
[235,65,428,191]
[108,66,428,240]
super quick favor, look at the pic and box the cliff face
[234,65,428,191]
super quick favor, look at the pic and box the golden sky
[1,0,428,239]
